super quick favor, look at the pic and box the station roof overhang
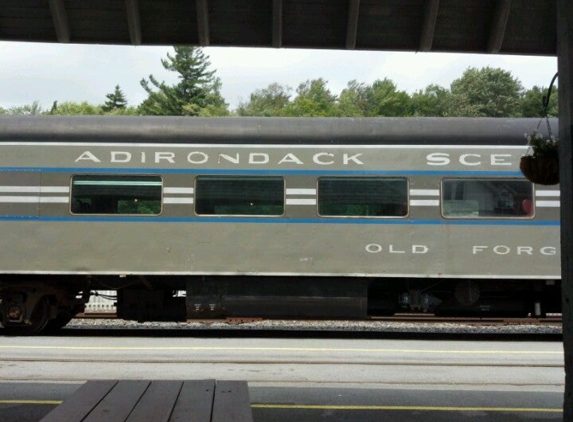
[0,0,557,56]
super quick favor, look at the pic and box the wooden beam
[196,0,210,46]
[419,0,439,52]
[125,0,142,46]
[272,0,283,48]
[346,0,360,50]
[487,0,511,53]
[48,0,70,43]
[557,0,573,419]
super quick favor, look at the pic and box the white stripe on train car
[39,197,69,203]
[2,141,529,149]
[409,200,440,206]
[0,196,39,202]
[0,196,69,203]
[0,186,41,193]
[41,186,70,193]
[409,189,439,196]
[0,186,69,193]
[164,187,194,194]
[163,197,194,204]
[285,188,317,205]
[286,199,317,205]
[536,200,560,207]
[536,190,560,197]
[286,189,317,195]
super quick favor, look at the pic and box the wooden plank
[83,380,150,422]
[211,381,253,422]
[125,381,183,422]
[170,380,215,422]
[40,380,117,422]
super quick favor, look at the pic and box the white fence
[85,291,117,313]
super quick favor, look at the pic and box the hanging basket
[519,156,559,185]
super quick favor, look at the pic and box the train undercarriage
[0,275,562,335]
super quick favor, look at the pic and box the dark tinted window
[318,177,408,217]
[442,179,533,218]
[195,176,284,216]
[71,175,162,215]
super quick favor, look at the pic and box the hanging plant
[520,131,559,185]
[519,73,559,185]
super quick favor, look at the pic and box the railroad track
[374,313,562,325]
[77,312,562,326]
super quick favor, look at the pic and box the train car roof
[0,116,556,145]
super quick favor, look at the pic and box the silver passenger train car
[0,116,561,334]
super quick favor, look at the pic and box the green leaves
[1,61,558,119]
[237,83,292,117]
[449,67,523,117]
[139,47,229,116]
[102,85,128,112]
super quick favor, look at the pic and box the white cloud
[0,42,558,110]
[371,51,557,93]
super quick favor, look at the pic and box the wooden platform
[40,380,253,422]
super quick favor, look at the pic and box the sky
[0,41,558,111]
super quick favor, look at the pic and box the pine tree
[139,47,228,116]
[102,85,128,112]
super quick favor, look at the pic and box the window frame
[316,176,409,219]
[194,175,286,217]
[70,174,164,216]
[440,178,534,220]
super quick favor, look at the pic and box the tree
[337,79,417,117]
[102,85,128,112]
[47,100,139,116]
[104,106,140,116]
[237,83,292,117]
[411,84,451,117]
[521,85,559,117]
[284,78,337,117]
[48,101,103,115]
[139,46,228,116]
[449,67,523,117]
[1,101,44,115]
[183,78,229,117]
[367,79,407,117]
[361,78,412,117]
[337,80,370,117]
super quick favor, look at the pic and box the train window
[71,175,162,215]
[441,179,533,218]
[318,177,408,217]
[195,176,284,216]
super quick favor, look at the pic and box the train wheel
[2,296,50,336]
[43,313,73,333]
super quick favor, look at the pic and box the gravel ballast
[65,317,562,335]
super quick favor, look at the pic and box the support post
[125,0,142,45]
[346,0,360,50]
[557,0,573,418]
[196,0,210,46]
[48,0,70,43]
[272,0,283,48]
